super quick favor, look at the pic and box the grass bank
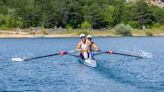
[0,27,164,38]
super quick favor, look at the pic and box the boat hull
[79,58,97,67]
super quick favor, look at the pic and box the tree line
[0,0,164,29]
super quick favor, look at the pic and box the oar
[95,50,144,58]
[67,53,81,58]
[12,50,76,61]
[112,52,143,58]
[24,53,60,61]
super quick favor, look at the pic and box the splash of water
[11,57,24,62]
[118,50,153,58]
[137,50,152,58]
[11,52,32,62]
[121,49,153,59]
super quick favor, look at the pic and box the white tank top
[81,41,87,50]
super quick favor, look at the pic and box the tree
[133,0,155,29]
[103,6,115,27]
[151,6,164,24]
[112,0,125,26]
[0,0,163,29]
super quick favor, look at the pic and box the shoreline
[0,34,164,38]
[0,30,164,38]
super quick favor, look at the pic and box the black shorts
[80,53,84,59]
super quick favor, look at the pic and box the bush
[114,23,132,36]
[66,24,73,31]
[149,23,160,29]
[160,25,164,31]
[41,27,48,35]
[81,21,91,29]
[145,31,153,36]
[28,27,33,34]
[128,21,139,28]
[0,14,22,29]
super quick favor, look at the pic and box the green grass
[145,31,153,36]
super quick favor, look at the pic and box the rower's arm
[76,42,82,51]
[93,43,100,51]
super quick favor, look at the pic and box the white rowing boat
[79,58,97,67]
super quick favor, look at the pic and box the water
[0,37,164,92]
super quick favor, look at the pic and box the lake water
[0,37,164,92]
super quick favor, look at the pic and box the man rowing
[86,35,100,59]
[76,34,88,59]
[76,34,100,60]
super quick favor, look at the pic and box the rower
[86,35,100,59]
[76,34,88,59]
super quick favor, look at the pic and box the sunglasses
[87,38,92,40]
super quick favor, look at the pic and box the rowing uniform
[81,41,87,50]
[80,40,95,60]
[87,41,95,59]
[80,41,88,60]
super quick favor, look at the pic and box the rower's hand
[108,50,113,54]
[59,51,67,55]
[97,49,101,52]
[76,49,83,52]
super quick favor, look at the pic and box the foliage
[133,0,155,29]
[66,24,73,31]
[0,0,163,30]
[41,27,48,35]
[0,14,22,29]
[114,23,132,36]
[112,0,125,26]
[145,31,153,36]
[81,21,91,29]
[149,23,161,29]
[28,27,33,34]
[128,21,139,28]
[151,6,164,24]
[103,6,115,27]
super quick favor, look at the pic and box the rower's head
[80,33,86,42]
[87,35,92,41]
